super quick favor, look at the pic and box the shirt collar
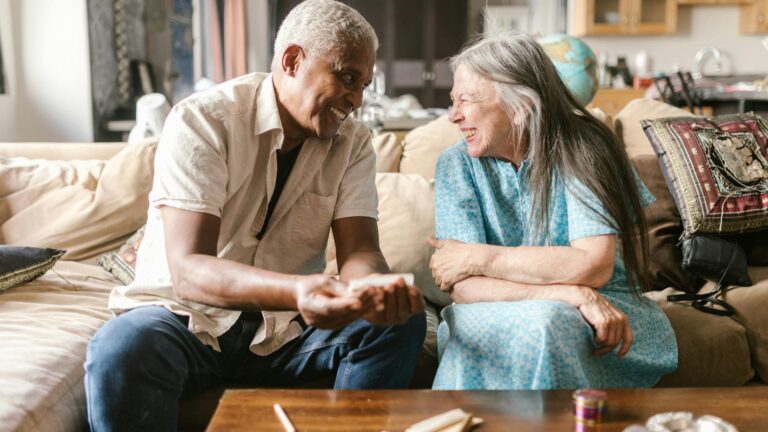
[254,72,338,151]
[254,73,285,149]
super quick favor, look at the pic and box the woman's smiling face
[448,65,521,163]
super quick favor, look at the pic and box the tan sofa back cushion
[325,173,452,306]
[646,288,754,386]
[399,115,462,180]
[371,132,402,173]
[615,98,693,158]
[0,142,127,161]
[0,140,157,260]
[715,266,768,382]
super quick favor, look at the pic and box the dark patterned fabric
[97,225,145,285]
[642,113,768,236]
[0,246,66,292]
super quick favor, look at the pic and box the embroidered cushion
[0,246,66,292]
[642,113,768,236]
[97,225,145,285]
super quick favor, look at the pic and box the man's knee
[86,307,184,375]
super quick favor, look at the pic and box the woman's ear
[281,44,304,77]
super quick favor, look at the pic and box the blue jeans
[85,306,426,431]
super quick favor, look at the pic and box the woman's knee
[444,301,586,340]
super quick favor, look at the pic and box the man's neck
[280,139,304,154]
[272,78,307,154]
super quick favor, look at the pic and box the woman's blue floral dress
[432,142,677,390]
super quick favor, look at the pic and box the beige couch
[1,99,766,431]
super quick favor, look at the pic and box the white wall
[0,0,93,142]
[582,6,768,76]
[0,0,15,140]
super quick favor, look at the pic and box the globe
[538,34,598,106]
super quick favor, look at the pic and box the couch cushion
[586,107,614,132]
[615,98,693,158]
[0,260,118,431]
[371,132,402,173]
[0,246,66,293]
[642,113,768,236]
[325,173,451,306]
[399,115,462,180]
[716,266,768,381]
[0,139,157,260]
[0,142,127,161]
[632,155,702,293]
[646,288,754,386]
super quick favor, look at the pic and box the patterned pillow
[97,225,145,285]
[642,113,768,236]
[0,246,66,292]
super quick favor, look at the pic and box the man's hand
[295,275,376,329]
[360,276,425,325]
[577,287,633,358]
[429,237,483,292]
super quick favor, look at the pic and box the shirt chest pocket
[288,192,337,252]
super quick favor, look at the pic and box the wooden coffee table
[206,387,768,431]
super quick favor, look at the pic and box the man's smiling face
[283,43,374,141]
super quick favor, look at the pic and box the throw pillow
[0,246,66,292]
[97,225,146,285]
[0,138,157,260]
[325,173,452,306]
[371,132,402,173]
[615,98,693,158]
[642,113,768,236]
[632,155,702,293]
[399,115,463,180]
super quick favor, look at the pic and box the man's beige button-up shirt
[108,73,378,355]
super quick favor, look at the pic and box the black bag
[667,235,751,316]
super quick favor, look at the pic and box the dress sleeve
[565,167,655,241]
[150,102,229,217]
[434,146,487,244]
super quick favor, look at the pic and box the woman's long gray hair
[450,32,650,295]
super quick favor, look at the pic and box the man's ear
[281,44,304,77]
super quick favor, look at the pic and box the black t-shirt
[255,144,302,240]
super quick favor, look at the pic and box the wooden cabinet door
[740,0,768,33]
[573,0,675,35]
[572,0,628,35]
[630,0,677,34]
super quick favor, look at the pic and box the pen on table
[273,403,297,432]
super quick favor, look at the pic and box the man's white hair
[271,0,378,71]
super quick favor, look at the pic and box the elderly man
[84,1,426,430]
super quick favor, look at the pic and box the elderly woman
[429,32,677,390]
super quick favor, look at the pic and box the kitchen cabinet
[571,0,677,36]
[678,0,752,4]
[739,0,768,33]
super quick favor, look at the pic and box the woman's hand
[429,237,484,292]
[576,287,633,358]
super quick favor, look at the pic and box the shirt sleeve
[565,166,655,241]
[149,102,229,217]
[333,128,378,221]
[434,146,487,244]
